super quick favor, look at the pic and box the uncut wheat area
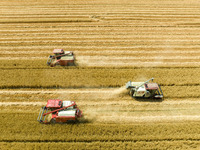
[1,0,200,149]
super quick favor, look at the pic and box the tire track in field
[2,99,200,106]
[94,115,200,123]
[76,59,200,67]
[1,56,200,67]
[77,56,200,60]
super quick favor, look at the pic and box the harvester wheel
[75,119,79,123]
[68,62,75,66]
[130,89,135,96]
[75,116,79,123]
[50,118,56,124]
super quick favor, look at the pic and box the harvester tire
[50,118,56,124]
[68,62,75,66]
[130,89,135,96]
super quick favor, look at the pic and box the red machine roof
[53,49,64,54]
[46,99,62,108]
[145,83,159,90]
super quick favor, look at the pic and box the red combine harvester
[37,100,82,124]
[47,49,75,67]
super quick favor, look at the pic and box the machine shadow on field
[46,119,91,125]
[63,119,91,124]
[76,118,91,124]
[134,97,164,102]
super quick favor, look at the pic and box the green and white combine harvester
[126,78,163,99]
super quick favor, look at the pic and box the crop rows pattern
[1,0,200,149]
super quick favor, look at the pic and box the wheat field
[1,0,200,149]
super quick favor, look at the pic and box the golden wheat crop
[0,67,200,87]
[1,141,200,149]
[1,111,200,149]
[1,0,200,149]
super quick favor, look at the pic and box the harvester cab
[37,99,82,124]
[126,78,163,99]
[47,49,75,67]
